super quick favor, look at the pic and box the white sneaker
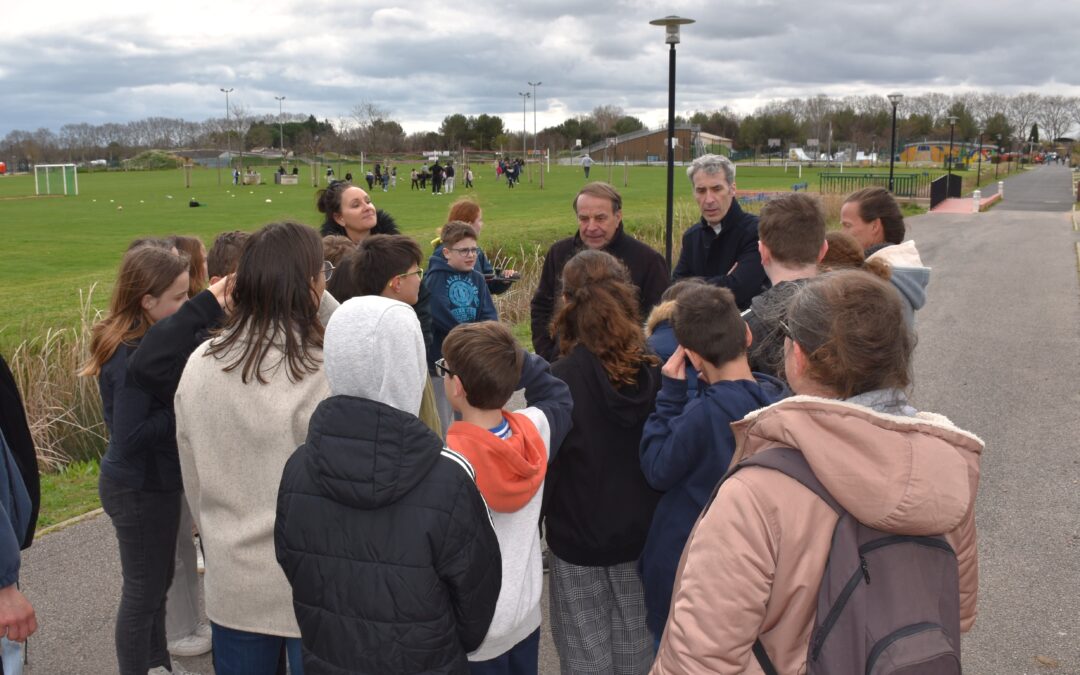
[193,534,205,574]
[167,629,212,657]
[148,667,200,675]
[195,621,212,639]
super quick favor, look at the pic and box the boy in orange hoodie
[440,322,573,674]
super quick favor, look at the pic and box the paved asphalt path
[20,165,1080,673]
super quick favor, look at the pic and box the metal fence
[819,172,935,198]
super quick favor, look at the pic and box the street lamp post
[274,96,286,161]
[220,87,234,174]
[518,92,530,181]
[650,15,695,272]
[995,133,1002,179]
[529,81,542,188]
[976,130,983,188]
[887,92,903,193]
[946,115,958,177]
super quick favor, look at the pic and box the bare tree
[1007,93,1041,144]
[1037,95,1074,142]
[591,105,625,136]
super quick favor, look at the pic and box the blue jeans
[468,629,540,675]
[211,622,304,675]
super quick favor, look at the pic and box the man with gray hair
[672,154,767,309]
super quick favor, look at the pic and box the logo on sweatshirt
[447,276,479,323]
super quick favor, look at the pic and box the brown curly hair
[552,250,658,386]
[821,231,892,280]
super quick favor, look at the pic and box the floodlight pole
[976,131,983,188]
[518,92,530,182]
[529,81,542,188]
[275,96,286,161]
[946,115,958,177]
[221,87,234,172]
[887,92,903,193]
[995,134,1002,179]
[651,15,695,272]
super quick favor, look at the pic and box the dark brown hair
[660,277,707,303]
[205,221,324,384]
[785,270,913,398]
[322,235,357,267]
[345,234,423,297]
[207,230,250,279]
[553,250,658,386]
[573,182,622,215]
[758,193,826,265]
[126,237,173,252]
[316,180,353,237]
[442,321,524,410]
[440,221,478,248]
[172,235,208,297]
[80,246,190,376]
[673,286,747,366]
[820,231,892,280]
[447,198,481,226]
[844,186,906,245]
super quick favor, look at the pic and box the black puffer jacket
[275,395,501,675]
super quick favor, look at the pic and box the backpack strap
[734,446,843,516]
[752,639,780,675]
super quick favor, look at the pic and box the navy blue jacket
[0,427,31,588]
[638,372,787,638]
[672,200,768,309]
[99,344,182,492]
[423,253,498,366]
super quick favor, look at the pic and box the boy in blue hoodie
[425,220,498,431]
[638,285,787,645]
[440,321,573,674]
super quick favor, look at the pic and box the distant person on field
[80,245,193,675]
[651,271,982,675]
[445,163,456,193]
[741,192,829,378]
[411,168,420,190]
[543,250,661,673]
[638,285,786,646]
[581,153,594,178]
[431,160,445,194]
[441,321,573,673]
[424,221,498,431]
[530,182,669,362]
[275,295,501,674]
[840,186,929,325]
[672,154,767,310]
[465,167,475,188]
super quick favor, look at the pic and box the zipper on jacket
[865,622,947,675]
[859,535,955,556]
[860,555,871,584]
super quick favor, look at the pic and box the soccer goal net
[34,164,79,196]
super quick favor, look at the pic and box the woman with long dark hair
[317,180,399,242]
[652,271,982,674]
[174,221,333,674]
[81,245,192,675]
[543,249,661,674]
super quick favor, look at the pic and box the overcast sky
[4,0,1080,137]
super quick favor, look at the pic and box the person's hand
[0,584,37,642]
[662,345,688,381]
[502,269,518,278]
[209,274,235,312]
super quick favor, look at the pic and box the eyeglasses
[322,260,335,281]
[448,247,480,256]
[396,268,424,281]
[434,358,454,378]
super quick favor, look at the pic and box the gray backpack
[726,447,962,675]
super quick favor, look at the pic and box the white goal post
[34,164,79,196]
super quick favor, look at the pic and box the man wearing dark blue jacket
[672,154,768,310]
[638,285,786,643]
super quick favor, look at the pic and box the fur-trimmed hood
[645,299,677,337]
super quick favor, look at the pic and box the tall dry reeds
[8,286,107,472]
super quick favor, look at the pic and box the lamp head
[887,92,903,106]
[948,115,959,125]
[650,15,695,45]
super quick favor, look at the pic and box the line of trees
[4,92,1078,167]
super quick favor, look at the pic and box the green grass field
[0,161,962,348]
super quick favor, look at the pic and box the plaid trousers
[548,554,654,675]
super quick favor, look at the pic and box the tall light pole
[995,133,1002,179]
[221,87,234,173]
[274,95,286,161]
[887,92,903,193]
[650,15,695,272]
[518,92,530,181]
[946,115,958,177]
[529,81,542,187]
[976,130,983,188]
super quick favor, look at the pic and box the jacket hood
[868,241,930,311]
[730,395,983,535]
[324,296,426,416]
[573,345,659,428]
[645,300,677,337]
[446,411,547,513]
[303,395,444,509]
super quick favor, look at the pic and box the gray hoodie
[324,296,426,415]
[867,240,930,326]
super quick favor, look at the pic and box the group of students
[80,172,982,675]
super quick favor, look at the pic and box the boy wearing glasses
[438,322,572,674]
[425,221,498,431]
[638,285,786,648]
